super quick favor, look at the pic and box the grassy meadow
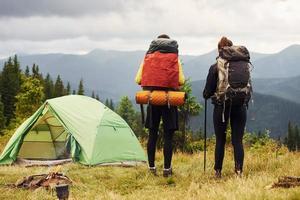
[0,137,300,200]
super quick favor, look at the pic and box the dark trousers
[146,105,178,169]
[213,102,247,171]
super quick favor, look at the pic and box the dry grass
[0,142,300,200]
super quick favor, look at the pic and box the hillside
[0,146,299,200]
[191,75,300,104]
[253,76,300,104]
[190,80,300,137]
[1,45,300,100]
[252,45,300,78]
[183,50,269,80]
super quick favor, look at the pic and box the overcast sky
[0,0,299,57]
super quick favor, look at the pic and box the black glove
[203,91,210,100]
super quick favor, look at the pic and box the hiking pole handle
[204,99,207,172]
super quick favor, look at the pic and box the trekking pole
[204,99,207,172]
[140,104,145,125]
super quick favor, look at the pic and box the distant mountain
[192,75,300,104]
[189,93,300,138]
[190,77,300,137]
[183,49,269,80]
[1,45,300,101]
[253,76,300,104]
[1,45,300,137]
[252,44,300,78]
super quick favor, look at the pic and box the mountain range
[1,44,300,101]
[1,44,300,137]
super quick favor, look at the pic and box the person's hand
[203,92,210,100]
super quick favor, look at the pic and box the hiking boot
[215,170,222,179]
[163,168,172,177]
[235,169,243,178]
[149,167,157,176]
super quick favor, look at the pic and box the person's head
[218,36,233,52]
[157,34,170,39]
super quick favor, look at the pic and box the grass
[0,142,300,200]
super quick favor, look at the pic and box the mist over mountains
[1,44,300,136]
[1,44,300,100]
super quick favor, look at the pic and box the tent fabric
[0,95,146,165]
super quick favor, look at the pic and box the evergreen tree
[105,98,109,107]
[177,79,202,150]
[13,55,20,70]
[109,99,114,110]
[32,64,43,80]
[0,98,6,132]
[91,91,95,99]
[44,73,54,100]
[0,56,22,124]
[287,121,295,151]
[32,63,36,76]
[77,79,84,95]
[96,94,100,101]
[72,90,76,95]
[295,125,299,152]
[104,98,114,110]
[66,82,71,95]
[116,96,136,128]
[25,66,30,77]
[15,76,44,119]
[298,126,300,152]
[54,75,64,97]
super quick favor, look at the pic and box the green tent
[0,95,146,165]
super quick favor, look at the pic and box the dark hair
[218,36,233,50]
[157,34,170,39]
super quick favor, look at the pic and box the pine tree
[77,79,84,95]
[15,76,44,119]
[66,82,71,95]
[104,98,114,110]
[44,73,54,100]
[109,99,114,111]
[287,121,295,151]
[105,99,109,107]
[32,64,43,80]
[116,96,136,128]
[96,94,100,101]
[0,56,22,124]
[177,79,202,150]
[0,98,6,131]
[91,91,95,98]
[25,66,30,77]
[13,55,20,70]
[295,125,299,152]
[72,90,76,95]
[54,75,64,97]
[298,126,300,152]
[32,63,36,76]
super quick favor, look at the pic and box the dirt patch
[9,172,72,190]
[267,176,300,189]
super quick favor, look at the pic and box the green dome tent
[0,95,146,166]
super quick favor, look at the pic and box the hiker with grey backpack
[203,37,252,178]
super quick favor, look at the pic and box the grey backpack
[215,46,252,103]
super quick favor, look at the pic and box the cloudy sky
[0,0,299,57]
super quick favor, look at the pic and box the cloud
[0,0,299,57]
[0,0,146,17]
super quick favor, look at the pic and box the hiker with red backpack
[135,34,185,177]
[203,37,252,178]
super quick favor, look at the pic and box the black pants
[146,105,178,169]
[213,102,247,172]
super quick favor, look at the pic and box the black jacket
[203,63,218,100]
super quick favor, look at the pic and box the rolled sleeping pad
[135,90,186,106]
